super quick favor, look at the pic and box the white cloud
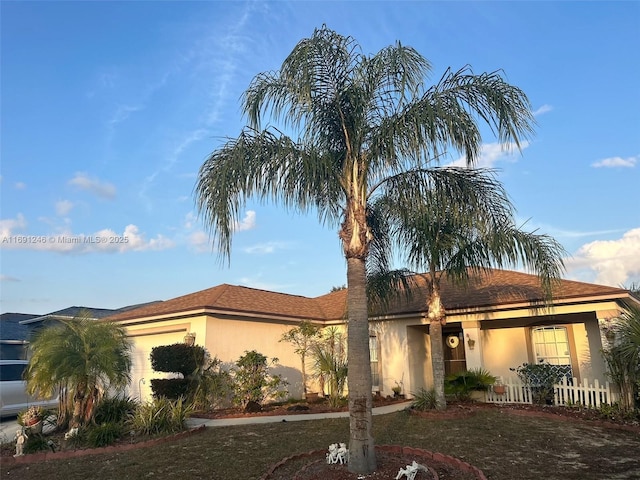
[55,200,74,216]
[0,221,174,254]
[139,128,208,208]
[243,241,290,254]
[15,182,26,190]
[0,274,20,282]
[188,230,211,253]
[233,210,256,232]
[237,275,291,293]
[591,156,637,168]
[565,227,640,288]
[68,172,116,199]
[0,214,27,238]
[108,104,143,128]
[184,212,197,230]
[533,104,553,116]
[448,141,530,168]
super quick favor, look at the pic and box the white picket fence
[485,376,618,408]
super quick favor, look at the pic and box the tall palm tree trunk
[346,256,376,473]
[428,285,447,410]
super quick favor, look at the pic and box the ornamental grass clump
[128,397,193,436]
[411,387,439,411]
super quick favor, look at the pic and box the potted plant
[445,368,497,402]
[392,380,404,398]
[20,406,44,433]
[492,380,506,395]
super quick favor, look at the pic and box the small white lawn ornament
[326,443,349,464]
[336,443,348,464]
[395,460,428,480]
[65,427,79,440]
[14,428,28,457]
[326,443,338,464]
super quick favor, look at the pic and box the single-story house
[105,268,639,401]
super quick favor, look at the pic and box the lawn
[3,407,639,480]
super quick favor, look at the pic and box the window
[369,335,379,389]
[531,326,572,378]
[0,363,26,382]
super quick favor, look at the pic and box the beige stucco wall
[370,317,430,397]
[481,317,608,384]
[203,315,306,398]
[122,315,308,402]
[481,326,530,381]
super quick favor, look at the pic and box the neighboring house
[105,269,640,401]
[1,303,161,359]
[0,313,39,359]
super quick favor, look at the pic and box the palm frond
[195,128,343,261]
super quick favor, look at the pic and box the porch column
[462,323,483,370]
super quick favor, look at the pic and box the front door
[443,330,466,377]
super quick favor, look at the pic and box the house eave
[111,307,328,327]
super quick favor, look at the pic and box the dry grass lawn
[2,406,639,480]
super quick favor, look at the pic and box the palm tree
[195,26,535,473]
[609,304,640,412]
[371,168,565,408]
[24,312,132,428]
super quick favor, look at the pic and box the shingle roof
[106,284,346,322]
[0,313,39,341]
[105,269,630,324]
[20,302,162,325]
[377,269,629,316]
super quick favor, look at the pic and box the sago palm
[24,312,132,428]
[371,167,565,408]
[195,26,535,473]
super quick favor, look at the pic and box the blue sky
[1,1,639,315]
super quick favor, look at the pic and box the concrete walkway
[0,401,412,443]
[185,401,412,428]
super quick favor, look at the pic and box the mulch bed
[260,446,484,480]
[191,395,408,420]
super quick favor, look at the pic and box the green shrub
[597,402,640,422]
[511,360,566,405]
[191,356,234,411]
[24,433,51,454]
[94,395,138,424]
[87,422,125,448]
[150,344,205,377]
[232,350,288,407]
[128,397,193,436]
[150,343,207,400]
[445,368,497,401]
[150,378,193,400]
[411,387,439,411]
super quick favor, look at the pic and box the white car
[0,360,58,417]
